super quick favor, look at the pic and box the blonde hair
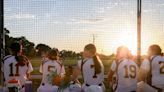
[117,46,132,59]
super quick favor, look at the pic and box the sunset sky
[4,0,164,55]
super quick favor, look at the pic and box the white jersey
[111,59,139,92]
[78,57,104,85]
[40,60,65,84]
[1,55,33,86]
[141,55,164,88]
[39,57,49,73]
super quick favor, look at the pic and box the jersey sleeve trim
[3,55,12,63]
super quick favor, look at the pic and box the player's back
[151,56,164,88]
[116,59,138,92]
[41,60,64,84]
[82,58,104,85]
[3,55,29,85]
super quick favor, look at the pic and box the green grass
[32,79,41,92]
[30,57,113,75]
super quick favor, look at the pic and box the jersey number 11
[9,63,20,76]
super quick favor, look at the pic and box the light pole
[92,34,95,45]
[0,0,4,86]
[137,0,142,64]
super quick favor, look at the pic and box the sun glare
[119,32,137,55]
[102,30,137,55]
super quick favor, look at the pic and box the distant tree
[4,28,11,55]
[4,28,36,58]
[60,50,80,59]
[20,36,36,58]
[3,28,89,59]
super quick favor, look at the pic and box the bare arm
[107,70,115,92]
[108,70,114,82]
[72,66,81,81]
[138,59,150,82]
[138,68,148,82]
[26,73,32,80]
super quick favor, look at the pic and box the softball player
[108,46,139,92]
[138,45,164,92]
[1,42,33,92]
[72,44,105,92]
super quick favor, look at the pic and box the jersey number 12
[159,61,164,74]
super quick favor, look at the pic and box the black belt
[22,85,25,88]
[85,83,102,87]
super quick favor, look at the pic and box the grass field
[30,57,114,75]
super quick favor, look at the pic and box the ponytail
[93,55,102,74]
[16,55,29,66]
[10,42,27,66]
[84,44,102,75]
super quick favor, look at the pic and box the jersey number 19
[124,65,137,78]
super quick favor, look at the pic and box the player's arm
[108,70,115,83]
[107,61,117,91]
[72,60,82,81]
[138,59,150,82]
[61,65,66,75]
[138,68,149,82]
[72,65,81,81]
[39,64,43,74]
[27,62,34,80]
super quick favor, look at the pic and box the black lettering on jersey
[9,62,20,76]
[159,61,164,74]
[124,65,137,78]
[90,64,97,78]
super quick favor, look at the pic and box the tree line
[3,28,114,60]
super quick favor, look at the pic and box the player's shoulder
[77,58,88,68]
[161,56,164,60]
[119,58,129,64]
[79,58,88,64]
[140,58,150,68]
[130,60,139,67]
[142,58,150,63]
[122,59,137,65]
[21,55,29,61]
[3,55,13,60]
[153,55,164,63]
[42,59,50,65]
[3,55,14,63]
[54,60,62,64]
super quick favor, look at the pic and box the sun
[118,32,137,55]
[101,31,137,55]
